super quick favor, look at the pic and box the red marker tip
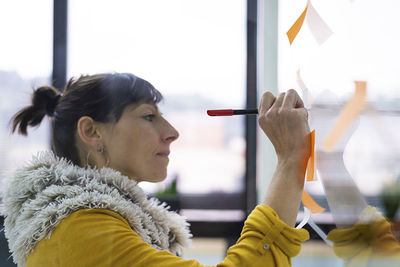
[207,109,234,116]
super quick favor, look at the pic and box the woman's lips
[156,152,170,158]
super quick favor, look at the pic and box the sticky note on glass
[302,189,325,214]
[297,69,314,107]
[287,0,333,45]
[306,130,316,181]
[301,130,324,214]
[322,81,367,152]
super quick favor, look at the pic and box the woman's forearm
[258,89,310,228]
[263,159,306,227]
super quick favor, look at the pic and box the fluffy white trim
[1,151,191,266]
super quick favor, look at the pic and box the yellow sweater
[27,205,309,267]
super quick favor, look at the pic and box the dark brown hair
[10,73,163,166]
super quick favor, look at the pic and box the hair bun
[10,85,61,136]
[46,93,62,117]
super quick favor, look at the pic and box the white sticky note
[297,69,314,107]
[306,1,334,45]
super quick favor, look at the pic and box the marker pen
[207,109,258,116]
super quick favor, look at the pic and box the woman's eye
[143,114,155,121]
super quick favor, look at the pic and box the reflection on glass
[279,0,400,265]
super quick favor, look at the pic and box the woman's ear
[76,116,102,147]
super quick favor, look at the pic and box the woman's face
[101,103,179,182]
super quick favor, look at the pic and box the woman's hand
[258,89,311,168]
[259,89,311,227]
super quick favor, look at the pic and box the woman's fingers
[282,89,305,109]
[258,91,276,115]
[258,89,307,120]
[258,89,310,163]
[260,90,304,113]
[271,92,285,110]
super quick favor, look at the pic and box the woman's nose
[162,121,179,143]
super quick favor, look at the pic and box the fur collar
[1,151,191,266]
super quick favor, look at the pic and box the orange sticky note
[302,190,325,214]
[322,81,367,152]
[287,4,308,45]
[306,130,316,181]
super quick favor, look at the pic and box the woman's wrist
[276,156,308,180]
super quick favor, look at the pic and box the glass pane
[0,0,52,176]
[68,0,247,194]
[278,0,400,198]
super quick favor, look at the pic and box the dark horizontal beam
[180,193,245,210]
[188,221,244,239]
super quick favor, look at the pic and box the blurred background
[0,0,399,266]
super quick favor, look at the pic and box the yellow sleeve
[327,208,400,262]
[27,205,309,267]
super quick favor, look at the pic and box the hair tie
[46,94,62,117]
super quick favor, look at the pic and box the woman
[2,73,311,266]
